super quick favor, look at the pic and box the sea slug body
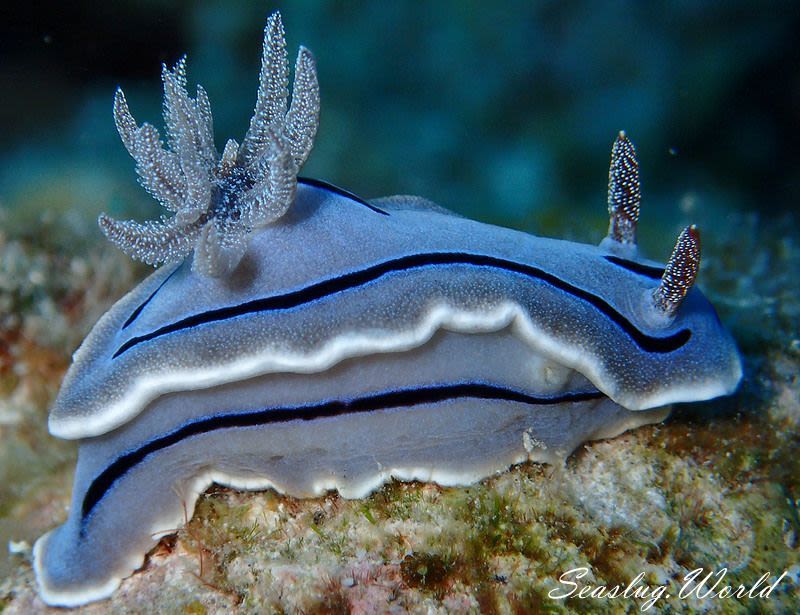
[33,11,742,607]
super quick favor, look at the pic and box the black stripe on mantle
[604,255,665,280]
[80,383,605,526]
[113,252,691,359]
[298,177,389,216]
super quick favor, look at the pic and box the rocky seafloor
[0,202,798,614]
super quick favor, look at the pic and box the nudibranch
[33,11,741,607]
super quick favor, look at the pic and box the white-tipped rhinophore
[602,131,641,255]
[100,11,319,277]
[653,225,701,316]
